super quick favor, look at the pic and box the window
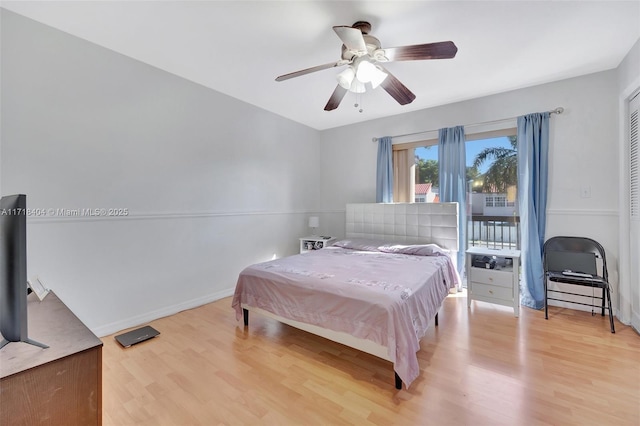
[485,196,507,207]
[413,146,439,203]
[393,128,519,249]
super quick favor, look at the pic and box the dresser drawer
[470,282,513,301]
[469,267,513,288]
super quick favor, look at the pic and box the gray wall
[1,10,321,336]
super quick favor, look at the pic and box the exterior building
[470,192,518,216]
[469,191,519,249]
[414,183,439,203]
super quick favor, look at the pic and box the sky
[415,136,513,173]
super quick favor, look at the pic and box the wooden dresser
[0,291,102,425]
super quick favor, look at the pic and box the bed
[231,202,460,389]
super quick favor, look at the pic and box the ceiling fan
[275,21,458,111]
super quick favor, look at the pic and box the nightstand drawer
[469,267,513,288]
[470,282,513,301]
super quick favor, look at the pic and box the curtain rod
[371,107,564,142]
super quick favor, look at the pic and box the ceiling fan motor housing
[351,21,371,34]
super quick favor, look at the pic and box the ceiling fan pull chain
[354,92,363,113]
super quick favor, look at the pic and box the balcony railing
[468,215,520,250]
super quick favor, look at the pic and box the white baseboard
[91,287,236,338]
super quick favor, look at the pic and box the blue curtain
[517,112,550,309]
[376,136,393,203]
[438,126,466,276]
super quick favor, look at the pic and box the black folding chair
[543,236,615,333]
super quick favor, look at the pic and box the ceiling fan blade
[276,61,344,82]
[378,66,416,105]
[383,41,458,62]
[324,85,348,111]
[333,26,367,53]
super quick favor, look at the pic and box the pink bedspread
[231,244,459,388]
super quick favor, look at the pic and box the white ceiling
[2,1,639,130]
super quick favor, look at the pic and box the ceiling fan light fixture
[355,60,376,83]
[369,66,388,89]
[350,79,366,93]
[336,66,355,89]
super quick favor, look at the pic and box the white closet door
[631,92,639,219]
[628,91,639,329]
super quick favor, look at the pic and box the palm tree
[473,136,517,193]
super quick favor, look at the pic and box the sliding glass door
[409,134,520,250]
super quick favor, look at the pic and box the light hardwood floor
[102,293,639,425]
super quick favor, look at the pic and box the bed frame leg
[243,308,249,327]
[394,372,402,390]
[435,312,438,327]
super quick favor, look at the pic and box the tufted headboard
[345,203,459,252]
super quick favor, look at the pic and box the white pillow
[331,239,385,252]
[332,239,450,257]
[379,244,450,257]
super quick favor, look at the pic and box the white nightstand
[466,246,521,317]
[299,236,336,254]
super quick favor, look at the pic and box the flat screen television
[0,194,47,349]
